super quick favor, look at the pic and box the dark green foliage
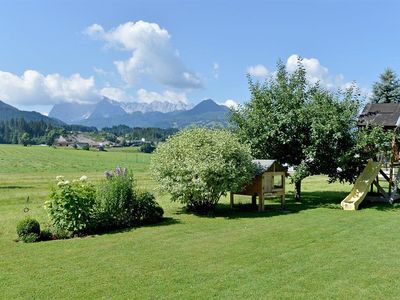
[96,169,163,229]
[132,191,164,224]
[39,228,54,241]
[0,118,96,145]
[140,142,156,153]
[101,126,178,143]
[16,217,41,243]
[331,126,396,183]
[231,58,361,199]
[371,68,400,103]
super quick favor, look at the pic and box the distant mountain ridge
[49,97,190,124]
[0,98,230,129]
[0,100,64,126]
[49,98,230,129]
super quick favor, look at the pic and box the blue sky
[0,0,400,114]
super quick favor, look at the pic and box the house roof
[252,159,286,175]
[358,103,400,128]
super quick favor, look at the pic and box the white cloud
[100,87,133,102]
[137,88,188,104]
[84,21,203,89]
[213,62,219,79]
[247,64,269,77]
[286,54,352,90]
[93,67,109,76]
[0,69,98,106]
[83,24,105,38]
[222,99,239,109]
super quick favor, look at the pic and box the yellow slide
[341,160,382,210]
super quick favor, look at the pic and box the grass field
[1,144,400,299]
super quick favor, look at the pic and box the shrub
[96,167,163,229]
[45,175,96,234]
[40,228,54,241]
[151,128,254,213]
[140,143,156,153]
[16,217,40,243]
[131,191,164,225]
[96,168,135,229]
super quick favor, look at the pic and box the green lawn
[1,144,400,299]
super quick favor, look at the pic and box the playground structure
[342,103,400,210]
[340,160,400,210]
[230,160,286,211]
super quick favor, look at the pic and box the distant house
[75,142,90,149]
[358,103,400,130]
[130,140,145,147]
[55,136,68,147]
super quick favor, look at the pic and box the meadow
[1,144,400,299]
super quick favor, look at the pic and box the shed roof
[358,103,400,128]
[252,159,286,175]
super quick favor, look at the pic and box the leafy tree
[19,132,30,146]
[371,68,400,103]
[231,58,361,200]
[45,128,64,146]
[151,128,254,213]
[140,142,156,153]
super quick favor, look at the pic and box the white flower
[57,181,65,186]
[56,175,64,181]
[79,175,88,182]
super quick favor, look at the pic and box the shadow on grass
[37,217,181,243]
[0,185,33,189]
[175,190,400,219]
[359,201,400,211]
[142,217,182,227]
[95,217,181,236]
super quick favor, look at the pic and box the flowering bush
[96,167,163,229]
[151,128,254,213]
[45,175,96,234]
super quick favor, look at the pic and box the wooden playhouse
[230,159,286,211]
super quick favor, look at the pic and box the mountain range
[0,100,64,126]
[0,98,231,129]
[49,98,230,128]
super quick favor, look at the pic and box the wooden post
[389,162,393,195]
[252,194,257,206]
[281,195,285,209]
[230,192,234,208]
[258,190,265,211]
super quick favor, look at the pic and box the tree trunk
[295,180,302,201]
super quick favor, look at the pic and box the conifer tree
[371,68,400,103]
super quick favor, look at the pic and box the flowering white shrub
[151,128,254,213]
[45,176,96,234]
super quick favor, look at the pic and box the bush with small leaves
[151,128,254,213]
[16,217,41,243]
[132,191,164,225]
[45,175,96,234]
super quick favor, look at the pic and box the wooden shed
[230,159,286,211]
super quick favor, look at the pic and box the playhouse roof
[358,103,400,129]
[252,159,286,175]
